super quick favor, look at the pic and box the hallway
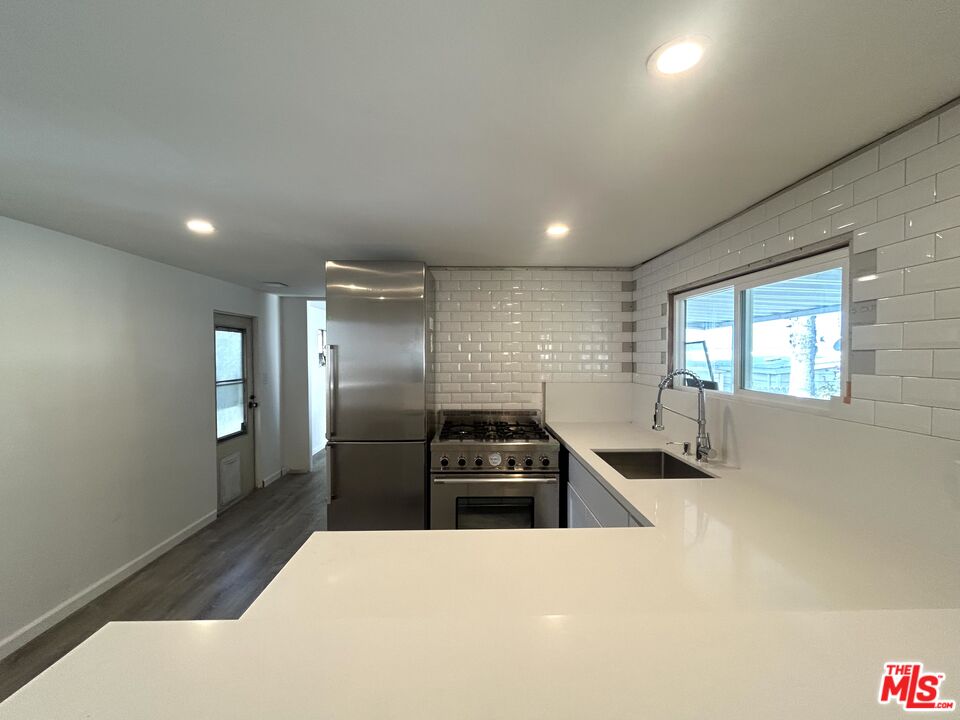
[0,459,328,701]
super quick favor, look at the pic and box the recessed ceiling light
[648,36,708,76]
[262,281,289,289]
[546,223,570,239]
[185,218,216,235]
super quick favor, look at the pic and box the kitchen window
[672,248,848,403]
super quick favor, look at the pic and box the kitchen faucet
[652,369,716,462]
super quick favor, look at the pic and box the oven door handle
[432,475,559,484]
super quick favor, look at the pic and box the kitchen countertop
[2,422,959,718]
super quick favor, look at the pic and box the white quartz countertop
[3,611,958,719]
[3,421,959,718]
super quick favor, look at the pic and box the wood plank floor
[0,457,328,702]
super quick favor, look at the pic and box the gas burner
[438,420,550,442]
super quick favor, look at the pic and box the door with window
[215,313,257,510]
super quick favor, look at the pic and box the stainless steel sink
[593,450,714,479]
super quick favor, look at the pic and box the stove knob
[474,456,484,467]
[457,456,467,467]
[440,456,449,468]
[524,456,534,468]
[539,456,551,467]
[506,456,517,469]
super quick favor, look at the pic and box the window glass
[216,383,245,438]
[682,286,734,392]
[215,330,244,382]
[742,267,843,399]
[215,328,246,439]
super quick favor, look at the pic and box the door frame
[214,311,258,511]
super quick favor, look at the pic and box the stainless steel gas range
[430,410,561,529]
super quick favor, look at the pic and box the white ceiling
[2,1,960,295]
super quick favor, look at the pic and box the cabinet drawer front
[568,456,630,528]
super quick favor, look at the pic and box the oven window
[456,497,534,530]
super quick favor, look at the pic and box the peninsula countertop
[2,422,958,719]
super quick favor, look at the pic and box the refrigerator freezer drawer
[327,441,427,531]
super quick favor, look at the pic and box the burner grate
[438,419,550,442]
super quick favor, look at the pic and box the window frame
[215,325,249,442]
[672,247,849,409]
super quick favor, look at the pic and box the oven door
[430,474,560,530]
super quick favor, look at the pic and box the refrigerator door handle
[326,344,338,439]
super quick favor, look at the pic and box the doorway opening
[307,300,327,470]
[215,312,257,511]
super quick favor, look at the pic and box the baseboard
[261,468,284,487]
[0,510,218,661]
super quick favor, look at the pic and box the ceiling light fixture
[546,223,570,239]
[185,218,216,235]
[647,36,708,76]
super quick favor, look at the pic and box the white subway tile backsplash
[875,349,933,377]
[932,407,960,440]
[749,217,780,244]
[779,202,813,232]
[761,189,797,219]
[853,161,904,204]
[906,133,960,183]
[852,269,903,301]
[636,103,960,438]
[905,194,960,237]
[933,350,960,379]
[832,199,877,234]
[873,401,932,434]
[793,171,833,204]
[903,257,960,293]
[851,323,903,350]
[902,376,960,409]
[936,289,960,318]
[851,216,905,253]
[852,374,901,402]
[762,232,795,258]
[434,267,632,410]
[941,105,960,141]
[902,319,960,348]
[876,293,935,323]
[936,164,960,202]
[878,117,938,168]
[833,147,879,188]
[877,176,936,221]
[876,235,936,271]
[812,184,852,219]
[795,217,833,247]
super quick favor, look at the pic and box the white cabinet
[567,482,601,528]
[567,454,631,528]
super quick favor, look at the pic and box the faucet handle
[666,441,691,456]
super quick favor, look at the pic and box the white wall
[280,298,311,472]
[432,267,635,411]
[0,217,282,659]
[307,301,327,456]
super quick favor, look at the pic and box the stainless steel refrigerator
[324,261,434,530]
